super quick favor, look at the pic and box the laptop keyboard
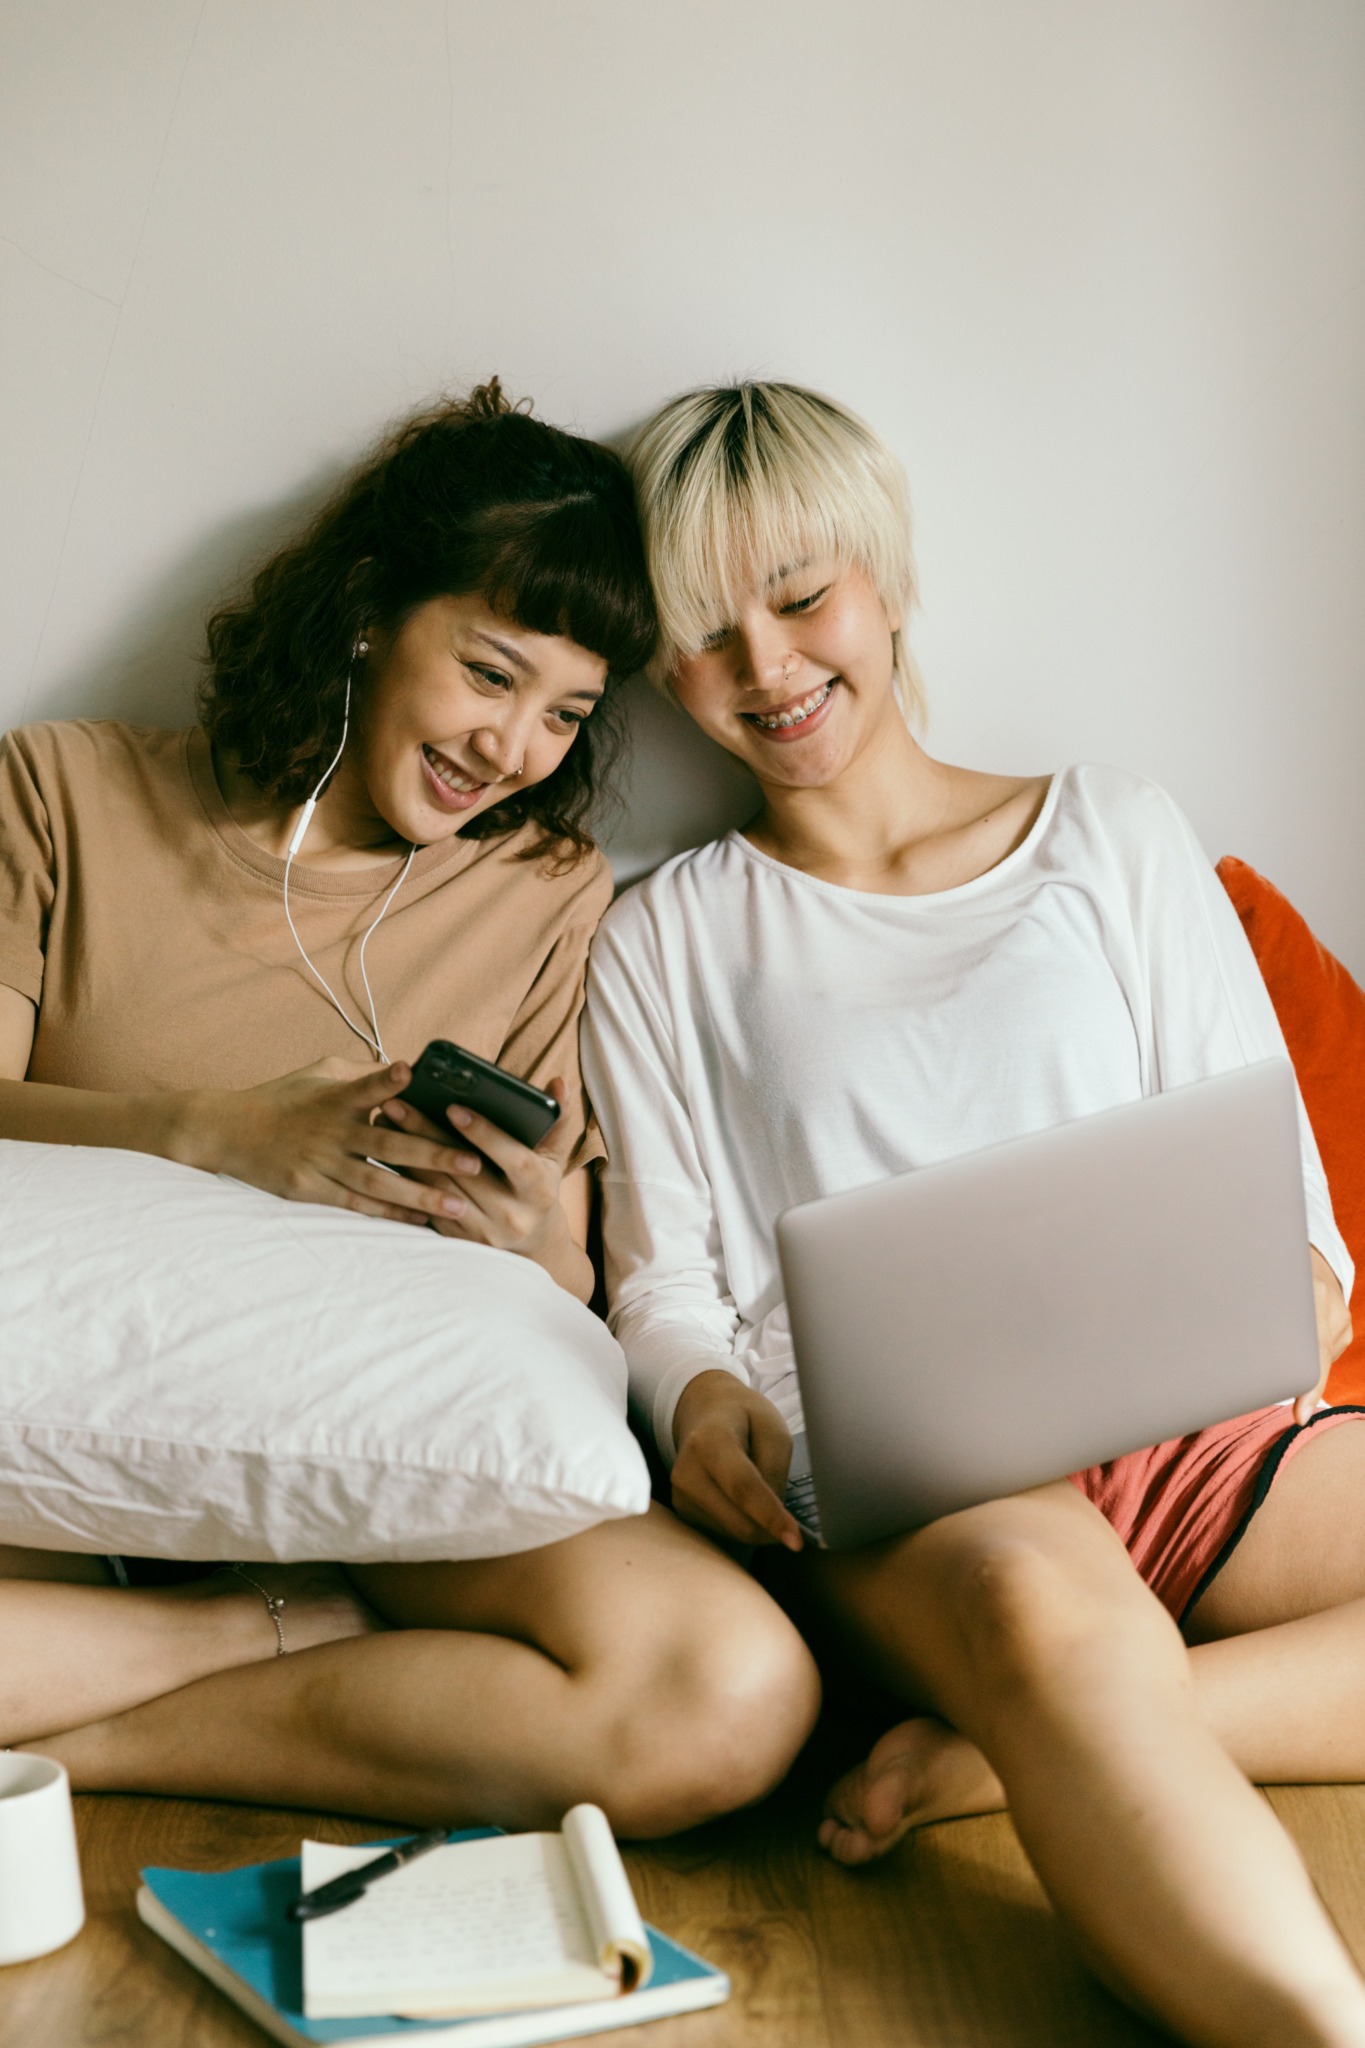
[783,1434,824,1542]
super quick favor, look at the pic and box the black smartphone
[399,1040,561,1151]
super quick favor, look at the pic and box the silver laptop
[776,1060,1319,1550]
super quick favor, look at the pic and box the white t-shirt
[581,765,1353,1460]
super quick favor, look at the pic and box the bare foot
[818,1716,1006,1865]
[193,1563,386,1659]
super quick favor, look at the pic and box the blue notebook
[137,1830,728,2048]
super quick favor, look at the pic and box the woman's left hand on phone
[380,1076,580,1264]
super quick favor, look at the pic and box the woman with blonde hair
[582,378,1365,2044]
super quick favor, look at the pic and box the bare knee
[599,1594,821,1839]
[943,1529,1182,1705]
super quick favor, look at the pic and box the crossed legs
[21,1441,1365,2037]
[33,1505,821,1837]
[805,1461,1365,2048]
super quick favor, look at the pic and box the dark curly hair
[199,380,656,865]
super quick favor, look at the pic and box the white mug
[0,1753,85,1966]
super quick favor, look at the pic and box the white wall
[3,0,1362,967]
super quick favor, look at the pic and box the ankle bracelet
[224,1564,288,1655]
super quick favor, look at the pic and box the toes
[818,1818,879,1867]
[822,1764,868,1832]
[819,1765,901,1866]
[819,1734,930,1865]
[818,1718,1002,1867]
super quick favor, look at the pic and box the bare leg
[0,1544,381,1745]
[42,1506,821,1837]
[806,1480,1365,2048]
[0,1544,113,1586]
[825,1421,1365,1851]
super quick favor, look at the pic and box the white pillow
[0,1141,650,1562]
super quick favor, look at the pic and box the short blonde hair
[627,381,923,722]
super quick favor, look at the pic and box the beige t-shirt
[0,720,612,1165]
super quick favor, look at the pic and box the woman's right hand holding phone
[670,1371,805,1552]
[182,1056,483,1227]
[0,1006,478,1229]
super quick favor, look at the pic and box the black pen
[287,1826,450,1922]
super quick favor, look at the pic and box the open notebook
[300,1807,650,2019]
[137,1824,728,2048]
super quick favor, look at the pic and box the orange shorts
[1071,1404,1365,1624]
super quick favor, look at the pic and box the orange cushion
[1217,857,1365,1404]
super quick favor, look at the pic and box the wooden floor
[4,1725,1365,2048]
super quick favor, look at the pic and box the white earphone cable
[354,842,417,1060]
[281,665,414,1064]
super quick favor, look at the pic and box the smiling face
[355,592,607,845]
[670,557,903,793]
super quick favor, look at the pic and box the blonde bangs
[627,382,923,720]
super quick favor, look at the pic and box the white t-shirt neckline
[726,768,1065,908]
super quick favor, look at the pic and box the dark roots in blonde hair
[199,379,657,864]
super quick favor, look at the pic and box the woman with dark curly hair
[0,382,818,1831]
